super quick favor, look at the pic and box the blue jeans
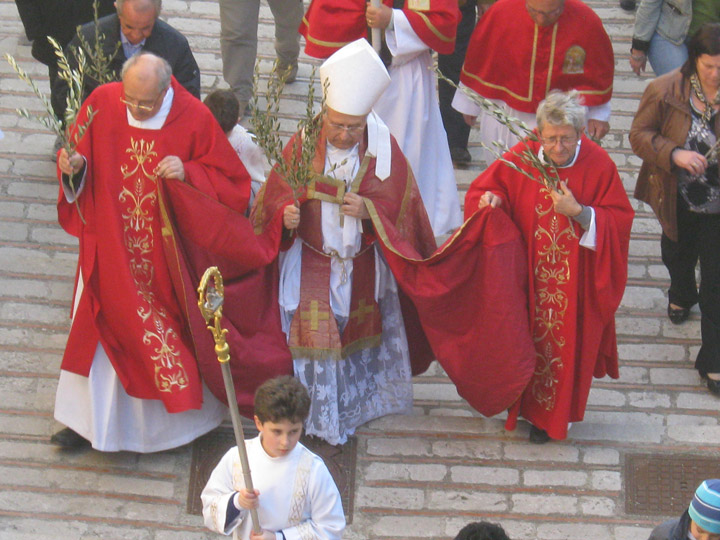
[648,31,688,76]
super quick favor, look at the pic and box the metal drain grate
[187,423,356,523]
[625,454,720,515]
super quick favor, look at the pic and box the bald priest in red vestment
[453,0,614,162]
[465,91,633,443]
[52,53,258,452]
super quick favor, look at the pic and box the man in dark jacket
[52,0,200,121]
[648,479,720,540]
[14,0,115,118]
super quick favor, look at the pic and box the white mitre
[320,38,393,180]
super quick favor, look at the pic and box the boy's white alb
[319,38,390,116]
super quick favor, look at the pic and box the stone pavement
[0,0,718,538]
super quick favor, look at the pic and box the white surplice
[53,88,227,452]
[372,10,462,236]
[201,436,345,540]
[278,130,413,445]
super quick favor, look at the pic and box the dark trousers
[437,2,476,150]
[662,198,720,374]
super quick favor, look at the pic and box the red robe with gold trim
[300,0,459,58]
[465,136,633,439]
[460,0,613,113]
[57,78,266,414]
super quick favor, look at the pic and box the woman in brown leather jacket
[630,23,720,395]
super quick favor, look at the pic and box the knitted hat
[689,479,720,534]
[319,38,390,116]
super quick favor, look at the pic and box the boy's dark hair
[203,89,239,134]
[454,521,511,540]
[254,376,310,425]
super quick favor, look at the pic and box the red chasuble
[465,136,633,439]
[460,0,613,113]
[57,79,253,414]
[300,0,459,58]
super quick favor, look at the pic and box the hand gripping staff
[198,266,261,535]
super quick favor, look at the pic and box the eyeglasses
[325,120,365,134]
[120,93,162,112]
[540,136,578,148]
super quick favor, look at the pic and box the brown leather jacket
[630,69,720,241]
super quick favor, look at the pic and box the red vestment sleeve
[300,0,459,58]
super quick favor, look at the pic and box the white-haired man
[53,52,250,451]
[251,39,437,445]
[465,91,633,443]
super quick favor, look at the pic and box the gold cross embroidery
[349,298,374,325]
[300,300,330,331]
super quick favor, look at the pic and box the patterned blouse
[678,100,720,214]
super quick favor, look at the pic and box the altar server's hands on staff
[550,180,583,217]
[58,149,85,176]
[342,192,370,219]
[283,203,301,230]
[250,528,277,540]
[235,487,260,510]
[155,156,185,181]
[477,191,502,209]
[366,2,392,29]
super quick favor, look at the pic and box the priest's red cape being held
[465,135,633,439]
[251,126,537,416]
[460,0,613,113]
[300,0,460,58]
[159,179,293,418]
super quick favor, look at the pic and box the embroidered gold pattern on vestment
[119,137,188,393]
[289,450,313,539]
[530,188,573,410]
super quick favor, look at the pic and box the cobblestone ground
[0,0,718,538]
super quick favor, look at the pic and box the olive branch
[5,37,95,224]
[73,0,121,87]
[250,61,327,201]
[436,66,578,237]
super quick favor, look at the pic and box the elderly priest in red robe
[52,52,255,451]
[452,0,614,163]
[465,91,633,443]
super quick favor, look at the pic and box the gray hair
[536,90,587,132]
[116,0,162,16]
[121,52,172,92]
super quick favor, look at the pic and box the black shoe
[50,427,90,448]
[450,147,471,166]
[707,377,720,396]
[529,425,550,444]
[619,0,636,10]
[667,304,690,325]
